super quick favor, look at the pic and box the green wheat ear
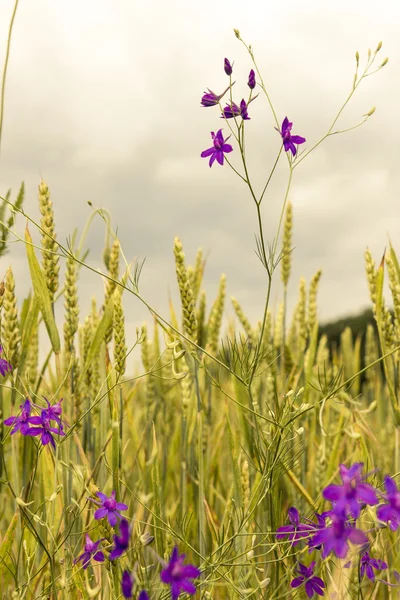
[2,266,20,370]
[281,200,293,288]
[38,180,60,302]
[308,269,322,333]
[173,237,197,342]
[114,289,126,378]
[63,251,79,358]
[104,239,120,344]
[207,274,226,355]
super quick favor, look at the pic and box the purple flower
[377,476,400,530]
[0,345,12,377]
[201,84,234,107]
[224,58,233,75]
[25,412,65,449]
[201,129,233,168]
[74,534,105,570]
[109,518,130,560]
[221,95,258,120]
[34,397,68,432]
[248,69,256,89]
[291,562,325,598]
[160,546,201,600]
[361,551,388,582]
[138,592,149,600]
[275,116,306,156]
[90,490,128,527]
[121,570,134,598]
[323,463,378,518]
[3,399,32,435]
[309,512,367,559]
[276,507,314,546]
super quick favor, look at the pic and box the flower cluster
[74,489,200,599]
[200,56,306,167]
[276,463,399,597]
[3,397,66,449]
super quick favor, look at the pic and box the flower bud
[140,532,154,546]
[376,41,382,52]
[234,28,240,39]
[364,106,376,117]
[224,58,233,76]
[355,51,359,64]
[381,57,389,67]
[248,69,256,89]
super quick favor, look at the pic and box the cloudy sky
[0,0,398,351]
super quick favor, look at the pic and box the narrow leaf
[25,227,60,353]
[79,296,114,382]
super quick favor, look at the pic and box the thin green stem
[0,0,19,162]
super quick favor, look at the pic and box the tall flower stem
[194,361,206,561]
[0,0,19,163]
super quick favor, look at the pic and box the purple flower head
[291,562,325,598]
[248,69,256,89]
[90,490,128,527]
[345,548,388,582]
[110,518,131,560]
[377,476,400,530]
[74,534,105,570]
[309,511,367,559]
[221,95,259,121]
[275,116,306,156]
[276,507,314,546]
[160,546,201,600]
[0,345,12,377]
[138,592,149,600]
[34,397,68,432]
[201,83,234,107]
[201,129,233,168]
[323,463,378,518]
[121,570,134,598]
[4,399,32,435]
[224,58,233,75]
[25,412,65,449]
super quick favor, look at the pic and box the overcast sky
[0,0,398,354]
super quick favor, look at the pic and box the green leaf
[19,294,40,373]
[0,510,19,581]
[79,296,114,382]
[25,227,60,353]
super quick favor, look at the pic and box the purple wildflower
[3,399,32,435]
[25,412,65,449]
[109,518,130,560]
[291,562,325,598]
[360,551,387,582]
[276,507,314,546]
[275,116,306,156]
[90,490,128,527]
[309,512,367,559]
[34,397,68,432]
[160,546,201,600]
[248,69,256,89]
[224,58,233,75]
[138,592,149,600]
[74,534,105,570]
[323,463,378,518]
[376,476,400,530]
[201,129,233,168]
[201,84,234,107]
[121,570,134,598]
[0,345,12,376]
